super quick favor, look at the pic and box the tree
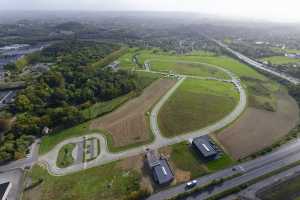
[14,95,33,112]
[3,62,17,71]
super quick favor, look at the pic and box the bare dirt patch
[90,78,176,147]
[216,89,299,159]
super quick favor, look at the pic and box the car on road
[186,180,198,189]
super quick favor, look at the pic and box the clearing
[216,89,299,159]
[90,78,176,147]
[158,78,239,137]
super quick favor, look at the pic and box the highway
[213,39,300,85]
[147,139,300,200]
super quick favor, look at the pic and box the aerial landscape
[1,0,300,200]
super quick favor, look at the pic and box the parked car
[186,180,198,189]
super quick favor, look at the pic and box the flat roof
[192,136,217,158]
[0,182,11,200]
[153,159,174,185]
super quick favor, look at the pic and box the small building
[145,149,174,185]
[107,61,120,72]
[0,182,11,200]
[192,136,217,159]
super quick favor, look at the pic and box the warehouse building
[192,136,218,160]
[145,149,174,185]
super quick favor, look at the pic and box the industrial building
[145,149,174,185]
[192,136,218,159]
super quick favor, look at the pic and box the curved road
[39,60,247,176]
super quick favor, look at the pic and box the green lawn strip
[81,92,135,120]
[91,47,128,68]
[23,163,142,200]
[149,60,230,79]
[56,143,76,168]
[40,123,90,155]
[158,79,239,137]
[168,142,235,179]
[260,56,300,65]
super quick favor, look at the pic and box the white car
[186,180,198,188]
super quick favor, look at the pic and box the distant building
[192,136,218,160]
[145,149,174,185]
[0,182,11,200]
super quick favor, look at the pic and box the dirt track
[216,89,299,159]
[90,79,176,147]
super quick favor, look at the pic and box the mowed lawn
[23,163,141,200]
[149,60,230,79]
[158,79,239,137]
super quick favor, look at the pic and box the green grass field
[149,60,230,79]
[138,50,267,81]
[271,47,300,54]
[118,48,139,69]
[260,56,300,65]
[56,143,75,168]
[23,163,141,200]
[258,174,300,200]
[158,79,239,137]
[166,142,235,179]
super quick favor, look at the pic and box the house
[192,136,218,160]
[0,182,11,200]
[145,149,174,185]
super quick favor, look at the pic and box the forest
[0,40,141,161]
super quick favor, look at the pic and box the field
[149,60,230,79]
[257,174,300,200]
[216,89,299,159]
[56,144,75,168]
[159,142,235,183]
[260,56,300,65]
[90,78,176,147]
[158,79,239,137]
[118,48,139,69]
[138,50,279,111]
[23,162,143,200]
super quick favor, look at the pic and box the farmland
[90,78,176,147]
[158,78,239,137]
[216,89,299,159]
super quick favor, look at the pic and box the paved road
[0,139,40,172]
[39,60,247,176]
[147,139,300,200]
[213,39,300,85]
[225,161,300,200]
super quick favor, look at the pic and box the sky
[1,0,300,22]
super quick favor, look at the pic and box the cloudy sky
[1,0,300,22]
